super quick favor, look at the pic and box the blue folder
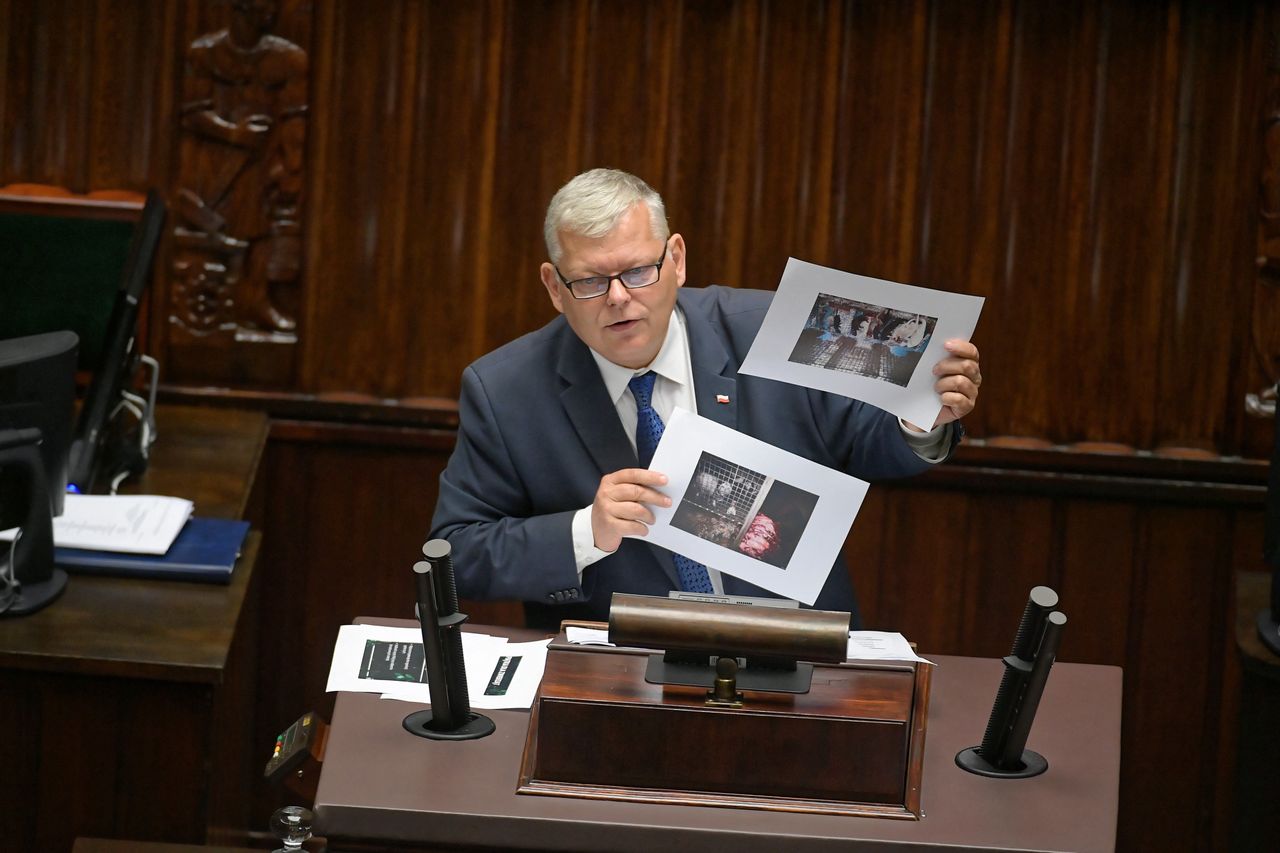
[54,516,250,584]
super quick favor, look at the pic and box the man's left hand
[930,339,981,428]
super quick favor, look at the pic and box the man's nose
[605,277,631,306]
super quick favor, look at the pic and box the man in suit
[430,169,981,629]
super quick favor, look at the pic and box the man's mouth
[607,318,640,331]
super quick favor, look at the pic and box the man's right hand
[591,468,672,553]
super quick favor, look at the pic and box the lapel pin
[716,394,731,404]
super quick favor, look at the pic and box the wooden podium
[519,639,930,818]
[315,618,1122,853]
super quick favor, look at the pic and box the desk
[315,619,1121,853]
[0,405,267,853]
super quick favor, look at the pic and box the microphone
[401,539,495,741]
[956,585,1067,778]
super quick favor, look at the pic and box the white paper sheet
[739,258,985,429]
[381,639,551,710]
[0,494,193,554]
[636,408,868,605]
[325,624,549,710]
[325,624,505,693]
[565,626,614,646]
[847,631,934,665]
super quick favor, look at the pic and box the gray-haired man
[430,168,981,629]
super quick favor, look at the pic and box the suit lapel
[555,327,638,478]
[677,293,741,591]
[681,291,739,431]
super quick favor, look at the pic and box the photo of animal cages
[670,452,819,570]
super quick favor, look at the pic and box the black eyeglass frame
[553,243,669,300]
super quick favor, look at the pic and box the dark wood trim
[917,463,1266,506]
[268,418,457,450]
[159,384,459,429]
[163,385,1270,485]
[0,184,145,219]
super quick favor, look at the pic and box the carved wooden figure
[1255,22,1280,398]
[173,0,307,341]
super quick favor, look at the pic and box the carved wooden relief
[166,0,309,386]
[1252,15,1280,415]
[1261,26,1280,281]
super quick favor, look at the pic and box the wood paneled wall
[3,1,1277,851]
[4,0,1273,456]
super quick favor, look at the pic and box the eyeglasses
[554,244,668,300]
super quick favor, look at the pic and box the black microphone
[401,539,495,741]
[422,539,472,723]
[411,560,455,729]
[957,586,1066,778]
[977,585,1057,764]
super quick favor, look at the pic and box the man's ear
[670,233,687,288]
[540,262,565,313]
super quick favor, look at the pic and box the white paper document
[636,408,869,606]
[739,258,985,430]
[565,626,614,646]
[381,639,551,710]
[325,623,549,710]
[847,631,934,665]
[0,493,193,554]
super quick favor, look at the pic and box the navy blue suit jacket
[430,286,948,629]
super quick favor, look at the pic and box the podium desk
[315,619,1121,853]
[0,405,267,853]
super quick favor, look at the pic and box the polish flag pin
[716,394,731,404]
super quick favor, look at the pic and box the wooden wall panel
[956,492,1057,654]
[859,488,971,650]
[1155,1,1263,456]
[1057,500,1138,666]
[304,0,427,396]
[826,0,928,285]
[476,1,584,368]
[1120,506,1235,851]
[3,0,1271,458]
[400,2,506,396]
[0,673,213,851]
[84,0,179,190]
[0,0,175,190]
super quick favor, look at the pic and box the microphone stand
[402,539,495,740]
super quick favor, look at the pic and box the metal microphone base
[955,746,1048,779]
[402,709,495,741]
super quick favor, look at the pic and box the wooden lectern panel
[519,642,930,818]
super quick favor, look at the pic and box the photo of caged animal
[672,453,819,570]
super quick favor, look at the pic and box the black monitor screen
[0,331,78,528]
[0,215,132,372]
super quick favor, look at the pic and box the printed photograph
[670,452,819,570]
[788,292,939,387]
[360,640,425,682]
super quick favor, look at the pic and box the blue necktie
[628,372,714,594]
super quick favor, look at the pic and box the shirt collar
[590,307,690,406]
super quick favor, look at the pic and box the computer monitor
[67,189,166,492]
[0,330,78,616]
[0,188,166,493]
